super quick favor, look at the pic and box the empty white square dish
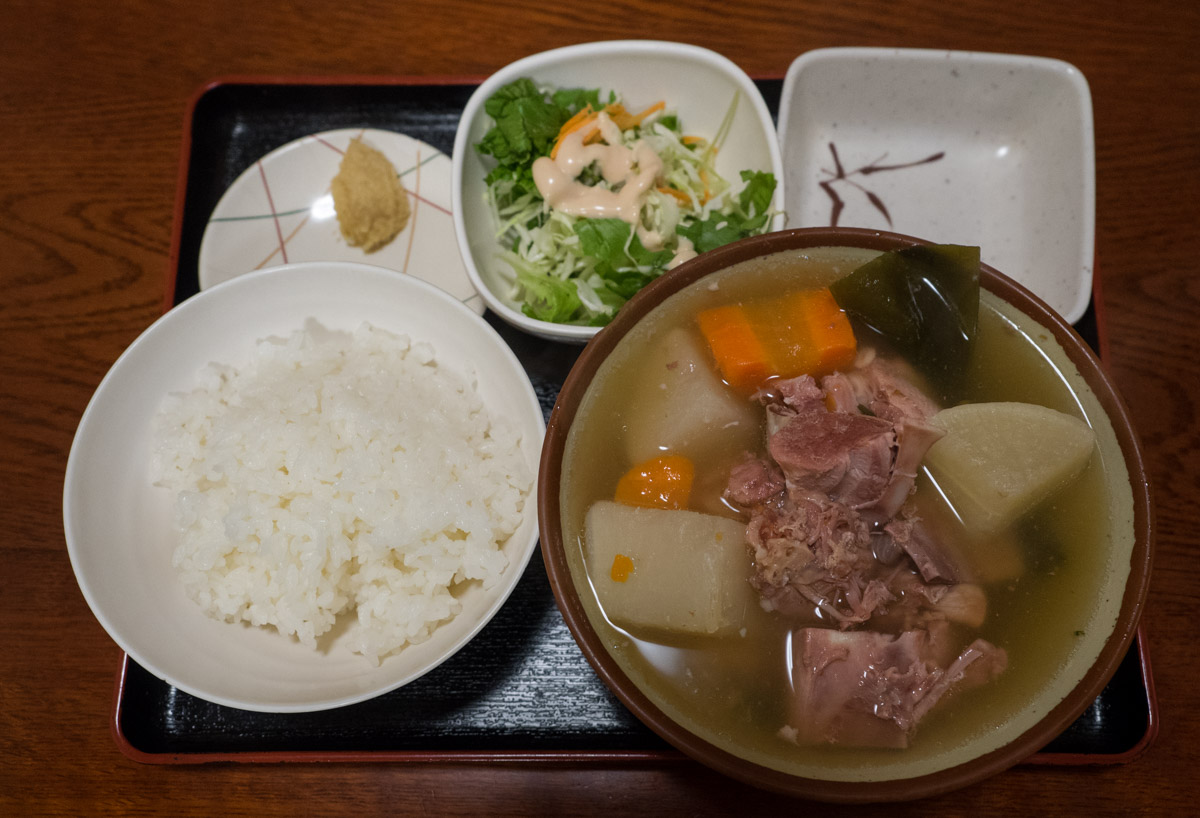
[778,48,1094,323]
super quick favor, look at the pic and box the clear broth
[560,247,1126,779]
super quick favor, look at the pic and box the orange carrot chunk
[696,304,772,393]
[789,288,858,377]
[610,553,634,583]
[696,288,857,392]
[614,454,695,510]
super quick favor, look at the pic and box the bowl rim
[451,38,786,343]
[64,260,546,712]
[537,227,1152,801]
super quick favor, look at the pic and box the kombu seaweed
[830,244,980,404]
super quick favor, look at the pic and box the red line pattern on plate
[313,135,344,155]
[255,213,311,270]
[402,148,420,275]
[313,128,366,156]
[410,190,449,215]
[256,160,288,264]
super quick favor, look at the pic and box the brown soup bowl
[537,227,1152,802]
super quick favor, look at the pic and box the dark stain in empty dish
[819,143,946,227]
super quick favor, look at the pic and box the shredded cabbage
[476,81,776,326]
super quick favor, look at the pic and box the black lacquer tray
[114,78,1157,764]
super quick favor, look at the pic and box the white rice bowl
[64,262,545,712]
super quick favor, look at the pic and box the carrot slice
[614,454,695,510]
[790,288,857,377]
[696,304,773,392]
[697,288,858,392]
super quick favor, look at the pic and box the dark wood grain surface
[3,0,1197,814]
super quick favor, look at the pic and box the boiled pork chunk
[767,408,896,508]
[785,625,1007,748]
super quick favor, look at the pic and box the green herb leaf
[552,87,602,114]
[575,218,673,280]
[476,79,572,169]
[676,171,777,254]
[737,170,776,221]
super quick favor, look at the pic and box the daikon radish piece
[584,501,752,635]
[623,327,758,465]
[925,402,1096,534]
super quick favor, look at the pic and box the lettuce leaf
[516,268,583,324]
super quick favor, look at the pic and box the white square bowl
[778,48,1094,323]
[453,40,785,343]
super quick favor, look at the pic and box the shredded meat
[732,363,959,626]
[724,350,1007,747]
[744,496,884,624]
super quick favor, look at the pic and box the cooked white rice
[152,320,532,663]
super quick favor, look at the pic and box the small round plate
[199,128,483,313]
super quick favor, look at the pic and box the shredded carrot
[610,553,634,583]
[614,454,695,510]
[696,288,858,393]
[681,135,706,146]
[698,168,713,204]
[550,105,597,159]
[609,100,665,130]
[696,305,772,392]
[657,185,692,205]
[560,105,595,132]
[581,126,604,146]
[550,101,666,159]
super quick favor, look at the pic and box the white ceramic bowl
[778,48,1095,324]
[63,262,545,712]
[452,40,786,343]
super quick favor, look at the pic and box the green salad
[476,78,777,326]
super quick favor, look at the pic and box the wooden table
[3,0,1197,813]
